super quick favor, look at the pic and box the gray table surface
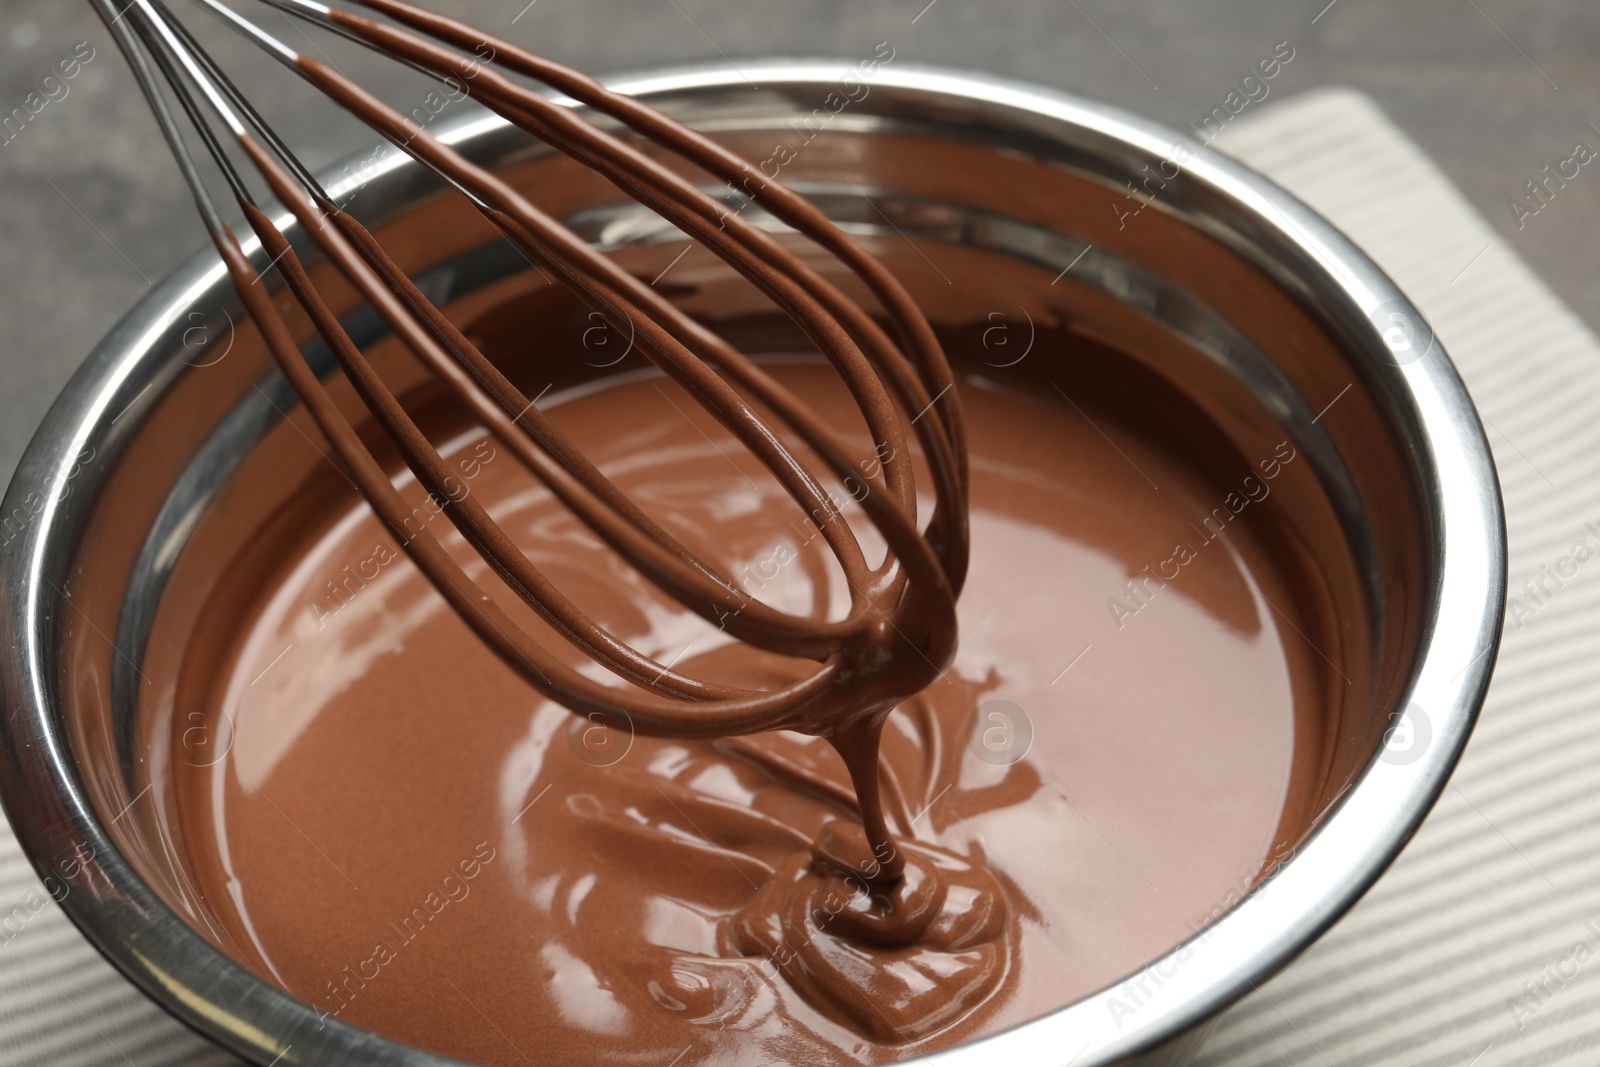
[2,0,1596,494]
[0,1,1595,1064]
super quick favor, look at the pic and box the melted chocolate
[206,0,977,902]
[161,348,1322,1064]
[141,1,1326,1057]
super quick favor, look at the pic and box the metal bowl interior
[0,61,1503,1067]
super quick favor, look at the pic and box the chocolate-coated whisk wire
[158,2,329,200]
[93,5,754,696]
[142,23,813,681]
[167,0,951,662]
[215,0,961,587]
[86,0,243,239]
[91,0,971,879]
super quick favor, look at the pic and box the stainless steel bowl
[0,61,1504,1066]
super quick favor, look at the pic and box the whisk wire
[274,0,971,593]
[88,0,239,239]
[91,0,968,748]
[128,1,865,656]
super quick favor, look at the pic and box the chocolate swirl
[526,665,1023,1048]
[726,821,1012,1042]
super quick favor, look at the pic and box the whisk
[92,0,969,878]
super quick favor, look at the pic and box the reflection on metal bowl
[0,61,1503,1067]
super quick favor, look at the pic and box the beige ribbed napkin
[1196,88,1600,1067]
[1,87,1593,1067]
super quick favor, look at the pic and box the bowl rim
[0,59,1505,1067]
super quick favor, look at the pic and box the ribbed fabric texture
[0,89,1586,1065]
[0,832,233,1064]
[1196,89,1600,1067]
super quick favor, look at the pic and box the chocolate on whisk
[93,0,969,881]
